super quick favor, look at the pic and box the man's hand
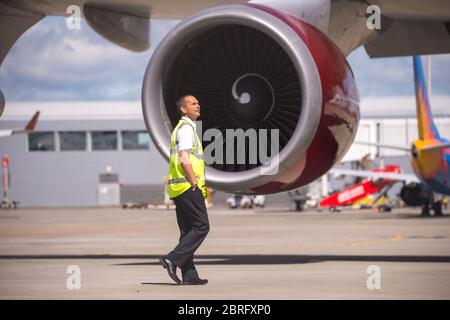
[189,177,198,190]
[190,177,198,190]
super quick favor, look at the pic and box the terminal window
[28,132,55,151]
[91,131,118,151]
[59,131,87,151]
[122,131,150,150]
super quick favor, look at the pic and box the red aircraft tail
[24,111,40,131]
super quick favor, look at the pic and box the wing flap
[83,4,150,52]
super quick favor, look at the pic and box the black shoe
[182,278,208,285]
[160,258,181,284]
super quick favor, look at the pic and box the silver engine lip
[142,4,322,193]
[0,89,4,117]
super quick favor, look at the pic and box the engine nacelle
[142,4,359,194]
[400,183,432,206]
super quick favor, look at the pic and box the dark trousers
[166,188,209,280]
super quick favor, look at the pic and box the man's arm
[179,150,198,189]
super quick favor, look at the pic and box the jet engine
[400,183,432,206]
[142,4,360,194]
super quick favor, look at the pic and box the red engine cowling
[142,4,360,194]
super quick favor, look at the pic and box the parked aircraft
[332,56,450,216]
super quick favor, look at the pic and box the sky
[0,16,449,102]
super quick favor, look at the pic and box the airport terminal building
[0,102,167,207]
[1,97,449,207]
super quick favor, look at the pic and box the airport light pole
[2,155,10,200]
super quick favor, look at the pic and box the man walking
[160,95,209,285]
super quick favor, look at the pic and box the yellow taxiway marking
[346,235,404,247]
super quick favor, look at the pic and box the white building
[0,101,167,207]
[342,96,450,162]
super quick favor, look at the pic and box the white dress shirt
[177,116,197,151]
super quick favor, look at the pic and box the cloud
[0,17,179,101]
[347,48,450,96]
[430,54,450,93]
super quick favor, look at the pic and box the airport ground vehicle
[321,165,401,212]
[226,195,266,209]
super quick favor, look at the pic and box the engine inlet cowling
[164,24,302,172]
[142,4,359,194]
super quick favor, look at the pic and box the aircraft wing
[362,0,450,57]
[330,168,420,184]
[0,111,40,138]
[353,141,411,151]
[421,142,450,152]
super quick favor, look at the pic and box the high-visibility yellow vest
[168,119,206,199]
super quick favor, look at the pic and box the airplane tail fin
[413,56,440,140]
[24,111,40,131]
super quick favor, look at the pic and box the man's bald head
[176,95,201,120]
